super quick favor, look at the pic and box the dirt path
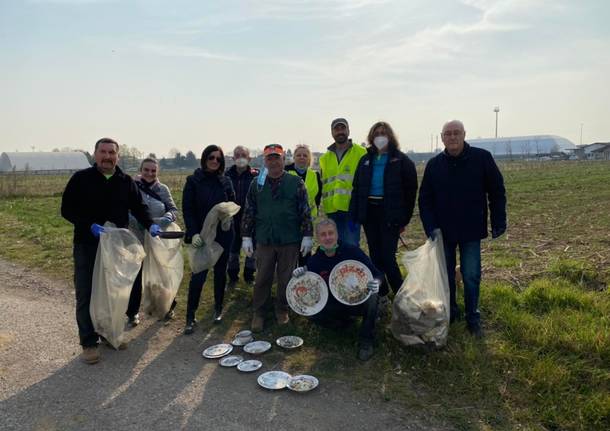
[0,259,448,431]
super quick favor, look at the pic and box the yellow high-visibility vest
[319,144,366,214]
[287,168,319,217]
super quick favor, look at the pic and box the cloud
[137,43,242,62]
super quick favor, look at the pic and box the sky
[1,0,609,156]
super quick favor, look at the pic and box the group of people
[61,117,506,365]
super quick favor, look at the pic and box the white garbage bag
[141,222,184,319]
[90,223,146,349]
[391,229,450,348]
[186,202,240,274]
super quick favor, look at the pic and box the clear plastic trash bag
[391,229,450,348]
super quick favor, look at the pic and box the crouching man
[292,217,381,361]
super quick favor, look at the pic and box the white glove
[221,217,231,231]
[300,236,313,257]
[367,278,381,294]
[191,234,203,248]
[292,266,307,278]
[242,237,254,257]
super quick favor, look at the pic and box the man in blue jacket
[418,120,506,338]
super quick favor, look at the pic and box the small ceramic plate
[202,343,233,359]
[237,359,262,372]
[243,340,272,354]
[219,355,243,367]
[287,375,319,392]
[329,260,373,306]
[257,371,291,390]
[286,271,328,316]
[276,335,304,349]
[231,336,254,346]
[236,330,252,338]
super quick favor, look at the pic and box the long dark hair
[200,145,225,174]
[366,121,400,154]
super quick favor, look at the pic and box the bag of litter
[90,223,146,349]
[141,222,184,319]
[186,202,240,274]
[391,229,450,348]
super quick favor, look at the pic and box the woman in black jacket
[182,145,236,334]
[350,121,418,302]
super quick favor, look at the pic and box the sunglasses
[207,155,223,162]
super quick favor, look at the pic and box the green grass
[1,161,609,430]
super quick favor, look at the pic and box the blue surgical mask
[257,167,268,191]
[295,166,307,175]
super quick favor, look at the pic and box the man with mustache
[61,137,160,364]
[319,118,367,247]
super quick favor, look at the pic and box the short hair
[233,146,250,157]
[200,145,226,174]
[367,121,399,154]
[139,157,158,171]
[293,144,312,167]
[314,217,338,236]
[95,137,119,152]
[442,120,465,133]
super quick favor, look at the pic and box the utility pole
[580,123,583,146]
[494,106,500,138]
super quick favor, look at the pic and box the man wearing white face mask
[226,146,259,285]
[350,122,418,312]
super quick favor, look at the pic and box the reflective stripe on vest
[319,144,366,214]
[287,168,319,217]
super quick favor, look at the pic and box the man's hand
[292,266,307,278]
[149,224,161,237]
[300,236,313,257]
[242,237,254,257]
[492,226,506,239]
[191,233,204,248]
[367,278,381,294]
[90,223,105,238]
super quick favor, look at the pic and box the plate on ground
[243,340,272,354]
[276,335,303,349]
[231,336,254,346]
[219,355,243,367]
[328,260,373,306]
[257,371,291,390]
[202,343,233,359]
[286,271,328,316]
[237,359,262,372]
[287,375,319,392]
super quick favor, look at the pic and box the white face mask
[235,157,248,168]
[373,136,388,150]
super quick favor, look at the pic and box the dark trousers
[329,211,360,248]
[310,294,378,343]
[73,243,99,348]
[127,267,176,318]
[363,201,402,296]
[186,245,231,323]
[227,217,256,281]
[443,239,482,327]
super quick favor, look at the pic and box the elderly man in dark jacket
[418,120,506,337]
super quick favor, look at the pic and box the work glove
[242,237,254,257]
[367,278,381,294]
[158,214,173,227]
[90,223,105,238]
[221,217,232,231]
[300,236,313,257]
[491,226,506,239]
[347,220,359,233]
[149,224,161,237]
[191,233,204,248]
[292,266,307,278]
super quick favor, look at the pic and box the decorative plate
[231,336,254,346]
[237,359,262,372]
[276,335,304,349]
[219,355,243,367]
[257,371,292,390]
[286,272,328,316]
[243,340,272,354]
[287,375,319,392]
[328,260,373,306]
[202,343,233,359]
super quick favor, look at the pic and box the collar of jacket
[442,142,471,160]
[327,139,353,152]
[93,163,125,179]
[193,167,222,181]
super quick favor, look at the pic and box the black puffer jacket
[349,148,418,228]
[182,168,236,246]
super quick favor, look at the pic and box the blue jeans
[443,239,481,327]
[328,211,360,248]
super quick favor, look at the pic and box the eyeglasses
[207,155,223,162]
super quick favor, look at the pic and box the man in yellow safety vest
[319,118,366,247]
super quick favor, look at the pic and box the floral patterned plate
[286,272,328,316]
[328,260,373,306]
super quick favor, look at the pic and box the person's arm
[158,183,178,222]
[401,156,418,227]
[129,179,153,229]
[418,161,438,238]
[182,177,199,242]
[295,178,313,237]
[349,158,364,220]
[314,170,322,207]
[241,181,258,237]
[354,247,384,280]
[61,172,88,226]
[484,153,507,233]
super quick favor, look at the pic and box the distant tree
[148,153,157,160]
[185,151,198,167]
[168,148,180,158]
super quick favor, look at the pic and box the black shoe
[183,319,198,335]
[213,309,223,324]
[358,342,374,361]
[467,324,484,339]
[127,314,140,328]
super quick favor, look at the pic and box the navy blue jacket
[182,168,236,246]
[349,148,418,227]
[418,143,506,242]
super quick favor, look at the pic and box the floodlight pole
[580,123,583,146]
[494,106,500,138]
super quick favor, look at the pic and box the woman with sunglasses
[182,145,236,334]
